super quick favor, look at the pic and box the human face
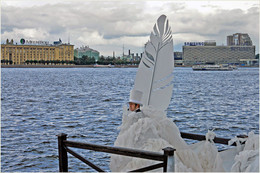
[129,102,139,112]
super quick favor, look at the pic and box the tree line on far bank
[74,55,140,65]
[2,54,259,65]
[1,59,74,65]
[0,56,140,65]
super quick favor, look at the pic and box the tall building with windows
[183,38,255,66]
[1,39,74,65]
[227,33,253,46]
[74,46,100,62]
[174,51,183,66]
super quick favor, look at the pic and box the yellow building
[1,39,74,65]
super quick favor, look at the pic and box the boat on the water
[192,64,236,71]
[93,64,114,68]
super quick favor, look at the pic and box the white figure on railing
[110,14,188,172]
[118,89,147,136]
[109,14,259,172]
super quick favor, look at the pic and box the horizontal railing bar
[65,146,105,172]
[64,140,164,161]
[180,132,206,141]
[128,162,164,172]
[180,132,247,146]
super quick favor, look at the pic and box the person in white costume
[128,89,142,112]
[110,89,221,172]
[109,89,233,172]
[110,90,189,172]
[117,90,148,137]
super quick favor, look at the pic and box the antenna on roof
[68,33,70,44]
[123,44,125,56]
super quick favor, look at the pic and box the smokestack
[129,49,130,56]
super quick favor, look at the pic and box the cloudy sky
[1,0,259,56]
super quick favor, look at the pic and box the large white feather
[133,15,174,111]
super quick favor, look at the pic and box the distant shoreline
[1,65,258,68]
[1,65,139,68]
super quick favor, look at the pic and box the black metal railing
[58,132,247,172]
[180,132,247,146]
[58,133,175,172]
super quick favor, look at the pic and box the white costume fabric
[110,106,187,172]
[230,131,259,172]
[110,106,259,172]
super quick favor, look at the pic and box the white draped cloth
[110,106,259,172]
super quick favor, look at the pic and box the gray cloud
[1,1,259,56]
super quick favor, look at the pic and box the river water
[1,67,259,172]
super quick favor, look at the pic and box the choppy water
[1,67,259,172]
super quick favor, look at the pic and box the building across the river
[74,46,100,62]
[182,33,256,66]
[1,38,74,65]
[227,33,252,46]
[174,51,183,66]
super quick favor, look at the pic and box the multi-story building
[227,33,252,46]
[174,51,183,66]
[121,49,141,62]
[1,39,74,65]
[183,37,255,66]
[133,53,141,62]
[74,46,100,62]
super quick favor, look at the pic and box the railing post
[163,147,176,172]
[58,133,68,172]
